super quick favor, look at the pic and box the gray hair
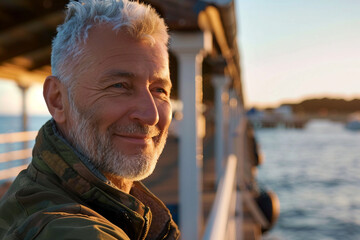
[51,0,169,87]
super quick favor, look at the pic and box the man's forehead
[153,66,171,81]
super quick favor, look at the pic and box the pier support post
[18,84,29,133]
[170,31,208,240]
[17,84,30,165]
[212,75,230,185]
[228,89,240,154]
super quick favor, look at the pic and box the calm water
[257,120,360,240]
[0,115,50,134]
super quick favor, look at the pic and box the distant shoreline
[249,97,360,121]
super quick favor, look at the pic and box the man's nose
[129,90,159,126]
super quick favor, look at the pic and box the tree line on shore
[263,98,360,117]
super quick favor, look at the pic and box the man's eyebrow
[101,70,136,81]
[100,70,172,88]
[153,77,172,89]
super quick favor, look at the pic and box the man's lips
[113,134,154,145]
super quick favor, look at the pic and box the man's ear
[43,76,67,123]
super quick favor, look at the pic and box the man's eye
[112,83,125,88]
[156,88,166,94]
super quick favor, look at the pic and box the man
[0,0,180,239]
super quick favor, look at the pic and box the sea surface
[1,116,360,239]
[0,115,50,134]
[257,119,360,240]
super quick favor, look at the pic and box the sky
[236,0,360,108]
[0,0,360,114]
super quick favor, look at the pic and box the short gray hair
[51,0,169,86]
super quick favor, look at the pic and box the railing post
[17,84,29,152]
[170,31,208,240]
[211,75,230,185]
[228,89,239,155]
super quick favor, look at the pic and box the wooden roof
[0,0,241,96]
[0,0,68,86]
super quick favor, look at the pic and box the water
[0,115,50,134]
[257,119,360,240]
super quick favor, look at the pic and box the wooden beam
[8,46,51,70]
[0,63,48,86]
[143,0,199,30]
[199,6,244,103]
[0,11,64,63]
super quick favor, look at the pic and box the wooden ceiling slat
[8,46,51,70]
[0,63,48,86]
[0,11,64,63]
[0,0,241,95]
[0,0,68,31]
[143,0,199,30]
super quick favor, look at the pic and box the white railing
[202,154,238,240]
[202,105,244,240]
[202,85,272,240]
[0,131,37,181]
[0,131,38,144]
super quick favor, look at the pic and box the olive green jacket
[0,120,180,240]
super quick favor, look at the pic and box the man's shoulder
[0,173,129,240]
[3,202,129,240]
[0,169,86,239]
[0,168,73,211]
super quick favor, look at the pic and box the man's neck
[50,119,108,182]
[105,174,133,194]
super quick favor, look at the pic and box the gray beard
[66,102,167,181]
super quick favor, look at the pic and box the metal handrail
[0,164,29,181]
[0,131,37,181]
[0,131,38,144]
[0,148,33,163]
[203,154,238,240]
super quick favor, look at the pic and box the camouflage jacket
[0,120,180,240]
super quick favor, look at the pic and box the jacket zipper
[139,208,150,240]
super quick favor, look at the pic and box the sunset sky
[237,0,360,108]
[0,0,360,115]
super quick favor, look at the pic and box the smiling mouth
[114,134,154,145]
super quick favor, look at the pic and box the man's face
[64,25,172,181]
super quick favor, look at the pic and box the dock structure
[0,0,279,239]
